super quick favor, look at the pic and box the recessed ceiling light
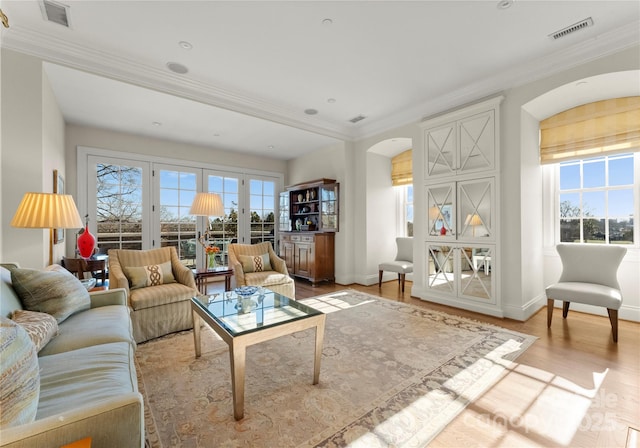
[575,81,588,87]
[322,18,333,26]
[304,108,318,115]
[166,62,188,74]
[213,133,220,137]
[267,145,275,150]
[496,0,513,9]
[152,121,162,127]
[178,41,193,50]
[327,98,336,103]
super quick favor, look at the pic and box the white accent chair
[545,243,627,343]
[378,237,414,293]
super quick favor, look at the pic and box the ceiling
[1,1,639,160]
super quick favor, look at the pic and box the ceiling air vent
[349,115,367,124]
[39,0,71,28]
[548,17,593,40]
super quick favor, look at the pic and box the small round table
[193,267,234,294]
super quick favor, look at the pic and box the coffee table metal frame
[190,291,326,420]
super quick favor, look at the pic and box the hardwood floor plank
[206,279,639,447]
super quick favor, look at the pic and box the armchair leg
[607,309,619,343]
[562,301,570,318]
[400,274,406,293]
[378,270,383,288]
[547,299,554,327]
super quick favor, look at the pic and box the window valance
[391,149,412,186]
[539,96,640,164]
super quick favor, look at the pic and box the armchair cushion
[238,253,272,273]
[10,267,90,324]
[11,310,58,353]
[123,261,175,290]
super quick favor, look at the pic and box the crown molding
[1,25,355,141]
[352,20,640,141]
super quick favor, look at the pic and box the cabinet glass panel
[458,178,493,240]
[279,192,290,232]
[458,111,495,173]
[426,184,455,237]
[458,246,493,301]
[425,123,457,177]
[426,244,455,294]
[320,184,339,231]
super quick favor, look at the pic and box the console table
[193,267,233,294]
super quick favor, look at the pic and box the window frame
[549,152,639,248]
[396,184,413,237]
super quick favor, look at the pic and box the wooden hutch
[279,179,339,285]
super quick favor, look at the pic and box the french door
[85,152,280,269]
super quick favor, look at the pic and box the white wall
[1,49,65,268]
[365,152,396,285]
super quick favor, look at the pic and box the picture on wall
[53,169,65,244]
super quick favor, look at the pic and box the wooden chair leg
[400,273,406,293]
[378,270,383,288]
[607,309,619,343]
[547,298,554,327]
[562,301,570,318]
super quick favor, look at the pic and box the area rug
[136,290,536,447]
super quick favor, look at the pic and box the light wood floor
[207,278,640,447]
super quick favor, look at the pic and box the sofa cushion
[129,282,197,311]
[11,267,90,323]
[36,342,137,420]
[124,261,176,290]
[11,310,58,353]
[38,305,134,356]
[244,271,294,287]
[0,316,40,428]
[238,253,272,273]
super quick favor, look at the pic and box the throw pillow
[11,268,90,324]
[124,261,176,290]
[0,316,40,428]
[238,253,272,273]
[11,310,59,353]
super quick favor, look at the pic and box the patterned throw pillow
[11,268,91,324]
[238,254,272,273]
[0,316,40,428]
[124,261,176,290]
[11,310,59,352]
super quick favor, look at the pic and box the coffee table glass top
[191,288,322,337]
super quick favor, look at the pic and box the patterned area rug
[137,290,536,447]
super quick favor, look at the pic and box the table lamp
[11,192,84,265]
[189,192,224,269]
[465,213,484,237]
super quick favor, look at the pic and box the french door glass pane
[249,179,275,246]
[208,174,240,266]
[96,163,143,251]
[159,170,197,268]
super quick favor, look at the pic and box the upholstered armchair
[108,246,199,343]
[228,242,295,299]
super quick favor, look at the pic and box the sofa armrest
[0,393,143,448]
[270,255,289,276]
[231,261,245,286]
[172,262,197,290]
[89,288,128,308]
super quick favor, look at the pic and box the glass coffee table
[190,288,326,420]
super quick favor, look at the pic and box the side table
[193,267,233,294]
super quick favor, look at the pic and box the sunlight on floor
[301,291,375,314]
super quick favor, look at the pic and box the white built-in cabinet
[419,96,503,316]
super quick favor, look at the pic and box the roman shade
[539,96,640,164]
[391,149,412,186]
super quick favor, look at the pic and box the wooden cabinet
[281,233,335,285]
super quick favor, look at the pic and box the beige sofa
[0,263,143,448]
[228,242,295,299]
[108,246,199,343]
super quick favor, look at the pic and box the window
[397,185,413,237]
[557,153,636,244]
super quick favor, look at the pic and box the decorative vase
[440,225,447,236]
[207,253,217,270]
[77,223,96,259]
